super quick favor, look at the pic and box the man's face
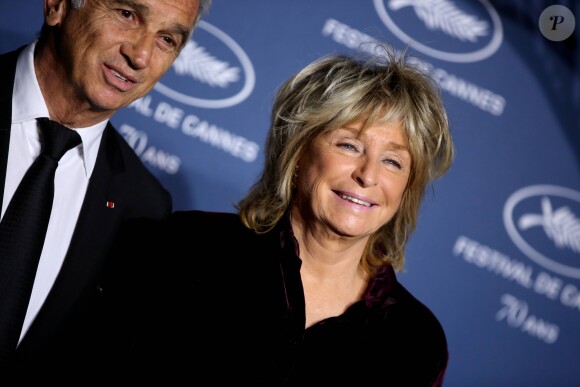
[51,0,199,112]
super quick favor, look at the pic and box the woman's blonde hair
[237,44,454,275]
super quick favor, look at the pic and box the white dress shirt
[1,41,108,343]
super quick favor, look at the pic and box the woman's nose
[353,159,378,188]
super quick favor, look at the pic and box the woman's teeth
[340,193,371,207]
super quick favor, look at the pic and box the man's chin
[90,93,136,113]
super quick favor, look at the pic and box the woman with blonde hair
[108,44,453,385]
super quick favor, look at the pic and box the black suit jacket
[0,46,172,379]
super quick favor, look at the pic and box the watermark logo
[373,0,503,63]
[504,185,580,279]
[154,21,256,109]
[538,5,575,42]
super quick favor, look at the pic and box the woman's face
[295,119,411,241]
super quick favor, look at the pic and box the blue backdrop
[1,1,579,385]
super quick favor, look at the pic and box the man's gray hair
[70,0,84,10]
[40,0,211,41]
[69,0,212,17]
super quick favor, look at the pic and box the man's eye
[119,9,134,20]
[162,36,177,47]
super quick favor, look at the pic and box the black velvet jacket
[104,210,448,385]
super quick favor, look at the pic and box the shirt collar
[13,41,48,123]
[12,40,107,177]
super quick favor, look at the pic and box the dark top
[103,210,448,386]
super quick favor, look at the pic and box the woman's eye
[385,158,402,169]
[337,142,359,152]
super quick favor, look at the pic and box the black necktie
[0,117,81,360]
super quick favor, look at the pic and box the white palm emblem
[388,0,489,42]
[518,197,580,254]
[172,40,240,88]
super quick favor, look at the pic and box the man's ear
[44,0,68,27]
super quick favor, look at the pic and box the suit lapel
[0,47,23,211]
[62,121,126,275]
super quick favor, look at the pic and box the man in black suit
[0,0,211,378]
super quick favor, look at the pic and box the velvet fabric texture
[102,210,448,385]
